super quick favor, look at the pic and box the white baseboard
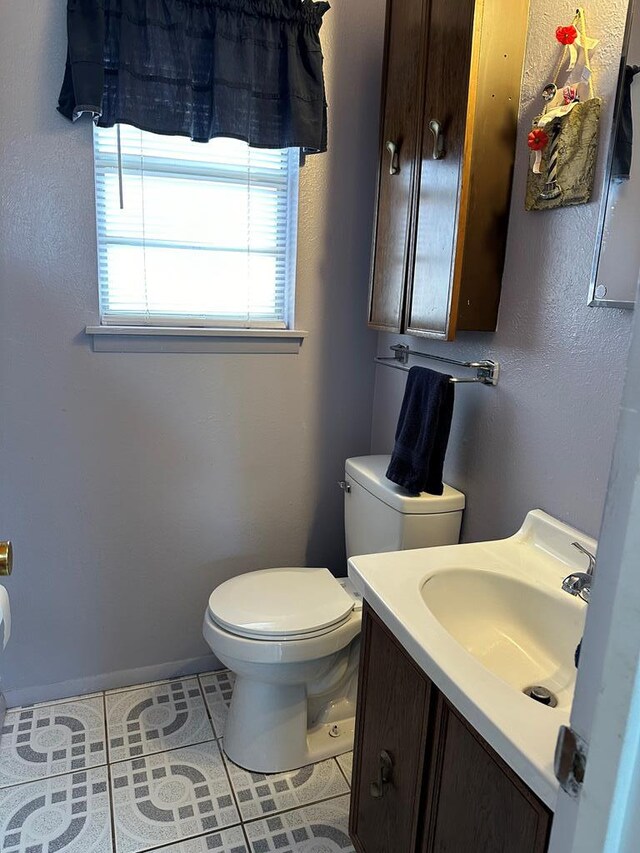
[4,654,221,709]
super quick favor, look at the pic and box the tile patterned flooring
[0,671,355,853]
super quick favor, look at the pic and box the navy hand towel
[385,366,454,496]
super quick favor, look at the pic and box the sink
[421,569,584,710]
[347,509,595,809]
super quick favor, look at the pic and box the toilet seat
[207,567,356,641]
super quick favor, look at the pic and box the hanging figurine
[525,8,602,210]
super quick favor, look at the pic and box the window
[92,126,299,328]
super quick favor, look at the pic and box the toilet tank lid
[345,455,465,515]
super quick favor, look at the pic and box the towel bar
[375,344,499,386]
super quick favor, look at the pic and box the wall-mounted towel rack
[375,344,500,385]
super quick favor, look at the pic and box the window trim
[84,325,308,353]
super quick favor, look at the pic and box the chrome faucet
[562,542,596,603]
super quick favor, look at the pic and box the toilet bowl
[203,568,362,772]
[203,455,465,773]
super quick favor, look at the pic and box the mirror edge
[589,0,637,310]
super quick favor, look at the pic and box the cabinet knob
[369,749,394,798]
[429,119,445,160]
[385,141,400,175]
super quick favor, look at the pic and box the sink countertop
[348,510,595,811]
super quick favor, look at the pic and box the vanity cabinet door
[349,605,432,853]
[421,694,552,853]
[367,0,428,332]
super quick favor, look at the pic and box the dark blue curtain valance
[58,0,330,152]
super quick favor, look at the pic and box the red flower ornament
[556,25,578,45]
[527,128,549,151]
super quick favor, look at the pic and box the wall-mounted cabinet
[350,605,552,852]
[368,0,529,339]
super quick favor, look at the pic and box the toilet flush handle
[338,480,351,494]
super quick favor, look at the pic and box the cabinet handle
[369,749,394,798]
[429,119,445,160]
[385,140,400,175]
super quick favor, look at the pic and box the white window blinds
[92,125,299,327]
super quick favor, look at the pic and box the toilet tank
[344,455,465,558]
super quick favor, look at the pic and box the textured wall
[371,0,634,543]
[0,0,385,701]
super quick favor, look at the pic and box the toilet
[202,455,465,773]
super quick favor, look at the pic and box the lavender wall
[0,0,633,704]
[0,0,385,703]
[371,0,635,544]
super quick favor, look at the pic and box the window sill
[85,326,308,354]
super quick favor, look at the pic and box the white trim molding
[4,654,221,709]
[85,326,308,354]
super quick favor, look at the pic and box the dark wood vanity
[350,605,552,853]
[368,0,529,339]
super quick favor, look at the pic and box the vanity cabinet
[368,0,529,339]
[350,605,552,853]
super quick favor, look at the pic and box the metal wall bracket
[554,725,588,797]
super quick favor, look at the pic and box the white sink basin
[348,509,594,810]
[421,569,583,711]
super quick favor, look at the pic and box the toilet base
[222,675,355,773]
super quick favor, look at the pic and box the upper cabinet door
[406,0,476,338]
[368,0,528,340]
[368,0,428,331]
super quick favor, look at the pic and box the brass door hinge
[0,541,12,576]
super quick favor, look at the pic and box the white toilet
[202,455,465,773]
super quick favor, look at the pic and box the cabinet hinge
[554,725,588,797]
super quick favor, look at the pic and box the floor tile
[110,741,240,853]
[243,794,354,852]
[0,697,107,788]
[198,671,235,738]
[145,825,248,852]
[223,752,350,822]
[106,678,214,762]
[0,766,112,853]
[336,752,353,786]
